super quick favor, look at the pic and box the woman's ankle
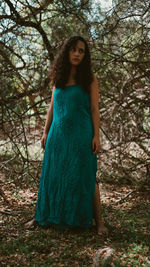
[96,219,105,228]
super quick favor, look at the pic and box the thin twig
[0,210,13,215]
[116,190,136,204]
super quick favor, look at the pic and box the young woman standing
[26,36,107,235]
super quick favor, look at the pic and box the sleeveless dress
[35,84,97,229]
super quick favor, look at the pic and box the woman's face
[69,40,85,66]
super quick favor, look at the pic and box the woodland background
[0,0,150,266]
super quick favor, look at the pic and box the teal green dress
[35,85,97,229]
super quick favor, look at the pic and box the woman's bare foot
[24,218,36,228]
[96,221,108,236]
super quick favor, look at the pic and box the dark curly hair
[49,36,93,94]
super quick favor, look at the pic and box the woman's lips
[73,58,80,62]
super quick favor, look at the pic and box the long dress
[35,84,97,229]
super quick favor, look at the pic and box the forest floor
[0,179,150,267]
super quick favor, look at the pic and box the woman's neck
[70,65,76,79]
[65,65,77,86]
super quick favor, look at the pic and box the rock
[93,247,115,267]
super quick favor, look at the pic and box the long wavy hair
[49,36,93,94]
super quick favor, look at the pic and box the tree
[0,0,150,187]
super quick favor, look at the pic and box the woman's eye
[71,47,76,51]
[79,49,84,54]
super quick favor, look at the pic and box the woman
[26,36,107,235]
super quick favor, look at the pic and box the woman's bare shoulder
[92,74,98,83]
[49,85,55,106]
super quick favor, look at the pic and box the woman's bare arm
[43,86,55,135]
[41,86,55,149]
[90,75,100,138]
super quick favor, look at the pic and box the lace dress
[35,84,97,229]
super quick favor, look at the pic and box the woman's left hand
[92,135,101,154]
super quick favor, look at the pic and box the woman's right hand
[41,133,48,149]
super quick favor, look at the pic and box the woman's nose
[74,50,79,56]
